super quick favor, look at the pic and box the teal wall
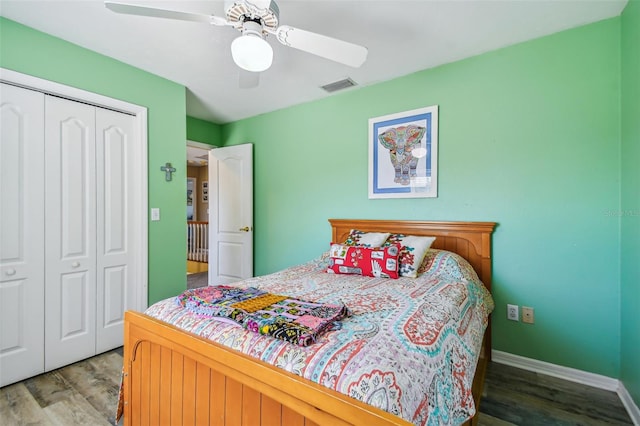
[222,19,623,378]
[621,0,640,405]
[0,18,188,304]
[187,115,222,146]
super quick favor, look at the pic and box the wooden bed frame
[122,219,496,426]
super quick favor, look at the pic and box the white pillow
[343,229,391,247]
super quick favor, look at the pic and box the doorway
[187,142,213,274]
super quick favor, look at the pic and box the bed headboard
[329,219,496,291]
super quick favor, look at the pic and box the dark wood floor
[0,346,632,426]
[480,361,633,425]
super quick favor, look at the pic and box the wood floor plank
[536,373,630,420]
[23,371,74,408]
[481,384,621,426]
[57,353,121,423]
[482,362,633,425]
[87,351,125,387]
[0,382,54,425]
[477,412,517,426]
[43,392,112,426]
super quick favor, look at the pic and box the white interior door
[44,96,97,371]
[209,144,253,285]
[95,108,137,353]
[0,84,46,387]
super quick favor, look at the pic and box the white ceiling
[1,0,627,124]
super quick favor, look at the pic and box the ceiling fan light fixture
[231,21,273,72]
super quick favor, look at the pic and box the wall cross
[161,163,176,181]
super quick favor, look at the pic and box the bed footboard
[123,310,486,426]
[123,310,413,426]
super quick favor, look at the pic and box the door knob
[5,268,16,276]
[71,262,80,268]
[238,226,251,232]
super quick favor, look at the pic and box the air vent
[320,78,357,93]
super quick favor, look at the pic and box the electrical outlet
[507,304,519,321]
[522,306,535,324]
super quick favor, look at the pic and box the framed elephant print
[368,105,438,199]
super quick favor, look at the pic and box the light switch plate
[151,208,160,221]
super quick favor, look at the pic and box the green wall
[621,0,640,405]
[187,115,222,146]
[222,19,623,378]
[0,18,188,304]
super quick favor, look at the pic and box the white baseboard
[491,350,618,390]
[492,350,639,425]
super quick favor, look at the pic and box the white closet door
[0,84,45,386]
[95,108,136,352]
[44,95,97,371]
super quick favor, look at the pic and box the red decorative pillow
[327,243,400,279]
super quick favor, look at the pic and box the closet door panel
[44,96,97,371]
[60,272,90,335]
[96,108,137,352]
[0,84,45,387]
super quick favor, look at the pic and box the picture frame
[187,177,196,220]
[202,181,209,203]
[368,105,438,199]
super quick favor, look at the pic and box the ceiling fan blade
[239,70,260,89]
[104,1,229,26]
[272,25,368,68]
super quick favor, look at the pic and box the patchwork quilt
[144,249,494,425]
[176,285,349,346]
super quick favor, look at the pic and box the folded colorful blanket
[176,286,348,346]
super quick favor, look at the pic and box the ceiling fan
[104,0,368,78]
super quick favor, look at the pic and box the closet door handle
[239,226,251,232]
[71,262,81,268]
[5,268,16,276]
